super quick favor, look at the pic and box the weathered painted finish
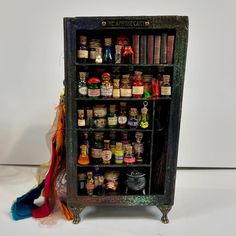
[64,16,188,223]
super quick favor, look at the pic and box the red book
[167,35,175,64]
[154,35,161,64]
[147,35,154,64]
[140,35,147,64]
[132,35,140,64]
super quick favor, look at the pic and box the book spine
[154,35,161,64]
[160,33,167,64]
[140,35,147,64]
[147,35,154,64]
[167,35,175,64]
[132,35,140,64]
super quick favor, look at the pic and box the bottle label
[161,86,171,96]
[118,116,127,125]
[90,50,96,60]
[91,148,102,158]
[78,119,86,127]
[78,86,88,96]
[101,150,112,161]
[101,85,113,97]
[112,89,120,98]
[120,88,132,97]
[132,86,144,95]
[108,117,118,126]
[78,50,88,59]
[88,89,100,97]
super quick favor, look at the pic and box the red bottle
[123,46,134,64]
[132,71,144,98]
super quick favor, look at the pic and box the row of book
[132,34,175,64]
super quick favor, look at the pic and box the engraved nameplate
[101,20,150,27]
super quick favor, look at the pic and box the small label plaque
[101,20,150,27]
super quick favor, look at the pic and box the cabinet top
[64,16,188,30]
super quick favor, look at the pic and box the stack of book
[132,34,175,64]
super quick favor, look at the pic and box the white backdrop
[0,0,235,167]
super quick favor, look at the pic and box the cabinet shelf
[75,97,171,102]
[76,127,152,132]
[75,62,175,68]
[77,164,151,168]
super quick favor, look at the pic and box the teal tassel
[11,180,45,220]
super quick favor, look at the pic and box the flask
[132,71,144,98]
[118,102,128,128]
[91,132,104,164]
[78,72,88,97]
[114,142,124,164]
[107,105,118,128]
[120,74,132,98]
[101,140,112,165]
[78,145,90,165]
[101,72,113,98]
[103,38,113,63]
[161,75,171,96]
[78,109,86,127]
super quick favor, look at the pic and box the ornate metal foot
[70,206,84,224]
[158,205,172,224]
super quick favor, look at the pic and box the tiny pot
[126,170,146,192]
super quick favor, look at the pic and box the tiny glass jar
[87,77,101,97]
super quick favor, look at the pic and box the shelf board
[75,63,174,67]
[75,97,171,101]
[77,164,151,168]
[76,127,152,132]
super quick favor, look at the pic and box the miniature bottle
[103,38,113,63]
[77,36,89,63]
[109,131,117,158]
[112,78,120,98]
[100,72,113,98]
[101,140,112,165]
[124,145,136,164]
[78,173,86,195]
[95,47,103,64]
[132,71,144,98]
[78,109,86,127]
[82,131,90,154]
[97,175,105,195]
[115,44,122,64]
[161,75,171,96]
[118,102,128,128]
[78,72,88,97]
[87,77,101,98]
[133,132,144,163]
[78,144,90,165]
[139,101,149,129]
[107,105,118,128]
[127,107,139,129]
[91,132,103,164]
[86,109,93,128]
[114,142,124,164]
[120,74,132,98]
[123,46,134,64]
[86,171,95,195]
[104,170,119,192]
[93,105,107,128]
[121,131,131,153]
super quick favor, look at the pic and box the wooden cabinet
[64,16,188,224]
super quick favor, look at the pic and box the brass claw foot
[70,207,84,224]
[158,205,172,224]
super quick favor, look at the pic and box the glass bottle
[143,74,152,98]
[107,105,118,128]
[77,36,88,63]
[123,46,134,64]
[115,44,122,64]
[86,109,93,128]
[124,145,136,164]
[112,78,120,98]
[86,171,95,195]
[127,107,139,129]
[133,132,144,163]
[100,72,113,98]
[78,72,88,97]
[139,101,149,129]
[91,132,104,164]
[118,102,128,128]
[161,75,171,97]
[120,74,132,98]
[87,77,101,98]
[78,173,86,195]
[78,109,86,127]
[114,142,124,165]
[95,47,103,64]
[132,71,144,98]
[121,131,130,153]
[101,140,112,165]
[82,131,90,155]
[109,131,117,158]
[103,38,113,63]
[78,144,90,165]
